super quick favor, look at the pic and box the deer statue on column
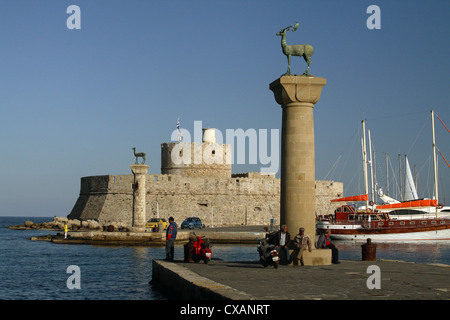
[276,22,314,76]
[132,147,146,164]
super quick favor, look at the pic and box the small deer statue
[132,147,146,164]
[276,22,314,76]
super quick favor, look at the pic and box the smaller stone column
[130,164,149,232]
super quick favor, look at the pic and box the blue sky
[1,0,449,217]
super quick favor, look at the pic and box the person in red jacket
[317,229,339,264]
[165,217,177,261]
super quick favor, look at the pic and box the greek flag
[177,117,180,131]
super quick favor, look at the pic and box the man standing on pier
[165,217,177,261]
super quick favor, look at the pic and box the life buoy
[369,201,374,206]
[437,204,444,209]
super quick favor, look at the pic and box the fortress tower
[161,128,232,178]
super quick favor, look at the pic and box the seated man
[292,227,312,266]
[317,229,339,264]
[184,232,197,262]
[274,224,291,264]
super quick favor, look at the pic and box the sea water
[1,217,449,300]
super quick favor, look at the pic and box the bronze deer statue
[276,22,314,76]
[132,147,146,164]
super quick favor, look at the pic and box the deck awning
[331,194,368,203]
[376,199,438,209]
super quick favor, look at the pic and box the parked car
[145,218,167,230]
[181,217,204,229]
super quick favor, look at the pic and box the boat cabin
[333,205,390,222]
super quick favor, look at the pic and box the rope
[437,147,450,169]
[407,117,428,155]
[436,113,450,134]
[323,154,341,180]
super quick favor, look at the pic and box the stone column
[130,164,149,232]
[270,75,326,244]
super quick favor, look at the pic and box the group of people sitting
[274,225,339,265]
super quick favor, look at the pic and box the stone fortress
[68,128,343,229]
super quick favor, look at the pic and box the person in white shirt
[274,225,291,264]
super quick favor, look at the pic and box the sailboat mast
[385,153,389,195]
[431,110,439,218]
[398,154,403,200]
[368,130,375,207]
[362,120,370,211]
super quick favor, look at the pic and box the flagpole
[177,116,182,143]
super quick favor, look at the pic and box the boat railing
[318,216,450,230]
[361,218,450,230]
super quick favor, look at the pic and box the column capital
[130,164,149,175]
[270,75,326,107]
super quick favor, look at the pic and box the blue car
[181,217,204,229]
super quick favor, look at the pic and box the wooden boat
[316,111,450,241]
[316,202,450,241]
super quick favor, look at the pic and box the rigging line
[323,154,342,180]
[407,117,428,155]
[416,154,432,177]
[436,113,450,135]
[437,146,450,169]
[366,110,428,122]
[337,125,360,182]
[387,154,401,198]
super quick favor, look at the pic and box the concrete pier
[151,259,450,300]
[34,225,268,246]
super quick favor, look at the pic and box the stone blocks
[270,75,326,256]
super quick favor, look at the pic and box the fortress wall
[315,180,344,216]
[146,173,280,227]
[147,174,280,227]
[67,174,342,228]
[68,175,134,223]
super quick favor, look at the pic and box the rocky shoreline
[7,216,130,232]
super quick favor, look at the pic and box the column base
[302,249,332,266]
[131,227,146,233]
